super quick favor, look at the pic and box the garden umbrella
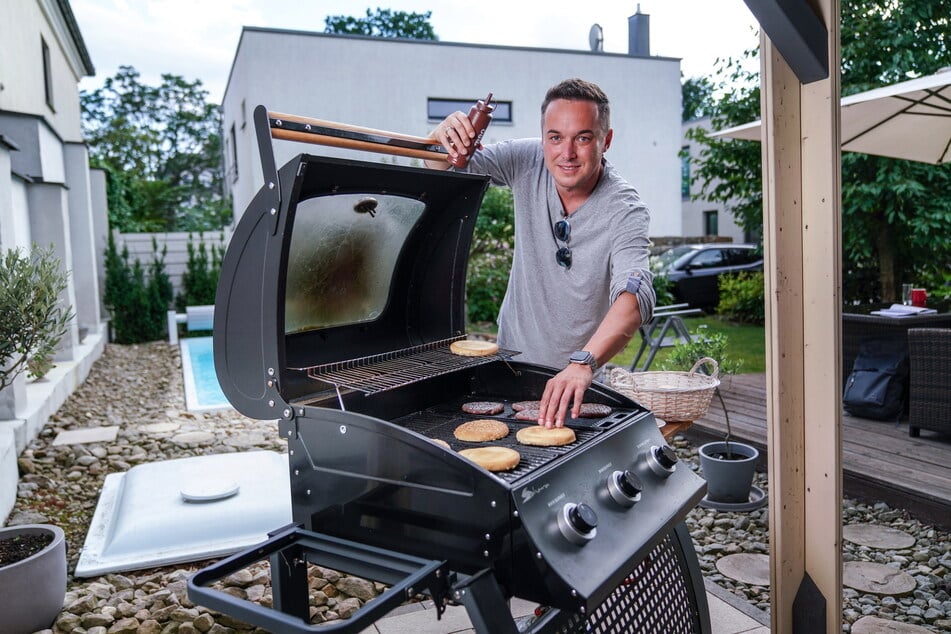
[712,67,951,165]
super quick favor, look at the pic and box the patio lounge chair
[907,328,951,437]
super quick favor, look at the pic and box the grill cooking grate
[297,337,519,395]
[395,409,602,483]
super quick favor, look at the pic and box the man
[428,78,655,427]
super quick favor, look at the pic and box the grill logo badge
[520,483,549,503]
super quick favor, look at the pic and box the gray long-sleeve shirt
[463,139,655,370]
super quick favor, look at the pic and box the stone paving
[5,342,951,633]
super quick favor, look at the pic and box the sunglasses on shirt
[554,217,572,269]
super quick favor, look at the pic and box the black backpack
[843,338,909,420]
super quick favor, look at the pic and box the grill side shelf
[294,337,519,395]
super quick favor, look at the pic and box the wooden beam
[760,0,842,631]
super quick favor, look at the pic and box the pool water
[180,336,230,411]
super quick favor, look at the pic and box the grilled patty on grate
[461,401,505,415]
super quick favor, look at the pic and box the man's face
[542,99,613,197]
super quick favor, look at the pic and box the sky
[70,0,760,103]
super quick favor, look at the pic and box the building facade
[0,0,107,520]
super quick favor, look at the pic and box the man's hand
[425,112,478,169]
[538,363,593,428]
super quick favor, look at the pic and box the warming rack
[294,336,519,396]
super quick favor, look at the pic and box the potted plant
[0,523,68,633]
[0,245,74,392]
[658,329,761,508]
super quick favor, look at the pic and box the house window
[681,146,690,199]
[703,210,718,236]
[427,98,512,123]
[229,124,238,182]
[42,37,54,111]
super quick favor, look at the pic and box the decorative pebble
[844,562,917,596]
[851,615,934,632]
[844,524,916,550]
[715,553,771,586]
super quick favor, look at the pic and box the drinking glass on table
[901,283,913,305]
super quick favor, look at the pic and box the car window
[689,249,725,268]
[727,248,760,265]
[656,245,694,268]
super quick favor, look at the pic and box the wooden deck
[682,373,951,529]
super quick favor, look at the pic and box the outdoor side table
[842,311,951,385]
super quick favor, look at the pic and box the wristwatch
[569,350,598,371]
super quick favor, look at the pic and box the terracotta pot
[0,524,67,634]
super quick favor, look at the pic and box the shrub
[104,234,173,343]
[467,186,514,325]
[650,272,675,306]
[716,271,765,324]
[658,326,743,376]
[0,244,74,389]
[175,235,224,311]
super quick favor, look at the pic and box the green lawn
[609,317,766,374]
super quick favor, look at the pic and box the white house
[680,116,748,244]
[221,12,687,237]
[0,0,108,520]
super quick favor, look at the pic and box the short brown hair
[541,78,611,133]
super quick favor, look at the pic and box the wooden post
[760,0,842,631]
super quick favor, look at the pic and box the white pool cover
[76,451,291,577]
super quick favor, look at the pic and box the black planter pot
[698,441,759,504]
[0,524,67,633]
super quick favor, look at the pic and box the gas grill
[187,106,711,633]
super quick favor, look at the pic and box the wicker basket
[609,358,720,423]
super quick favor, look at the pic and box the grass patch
[609,317,766,373]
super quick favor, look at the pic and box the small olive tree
[0,245,74,390]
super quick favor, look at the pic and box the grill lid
[214,111,491,418]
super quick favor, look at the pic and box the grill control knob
[647,444,678,477]
[557,502,598,545]
[607,469,643,507]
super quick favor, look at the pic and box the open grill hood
[214,152,490,419]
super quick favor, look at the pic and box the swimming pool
[180,336,230,411]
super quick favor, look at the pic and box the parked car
[654,243,763,310]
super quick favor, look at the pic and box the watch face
[570,351,592,364]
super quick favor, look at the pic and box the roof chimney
[628,4,650,57]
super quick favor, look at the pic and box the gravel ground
[6,342,951,633]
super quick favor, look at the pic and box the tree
[687,0,951,304]
[682,75,715,122]
[324,8,437,40]
[81,66,232,232]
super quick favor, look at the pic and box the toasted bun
[460,446,521,472]
[432,438,451,449]
[449,340,499,357]
[516,425,577,447]
[454,419,510,442]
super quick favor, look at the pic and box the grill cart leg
[271,540,309,621]
[455,569,520,634]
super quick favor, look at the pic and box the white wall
[223,29,683,237]
[680,117,746,243]
[0,0,87,143]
